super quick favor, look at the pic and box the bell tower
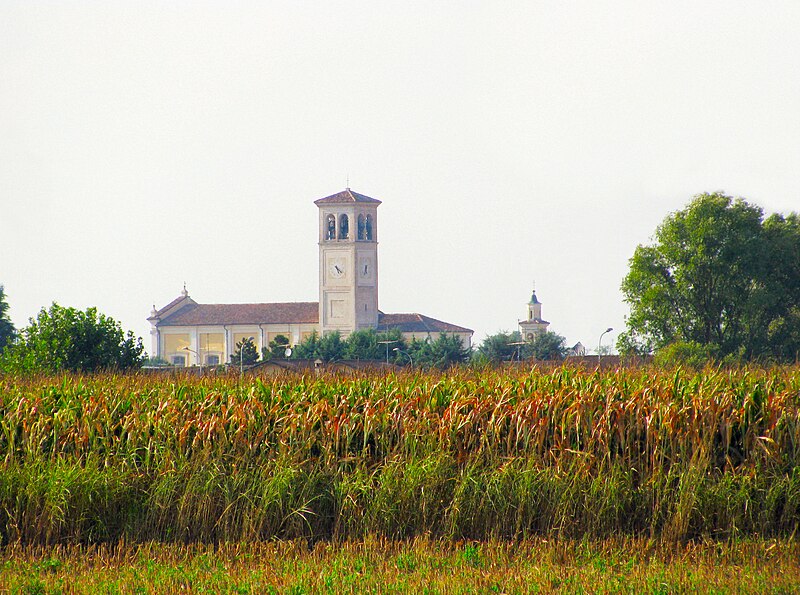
[519,288,550,341]
[315,188,380,338]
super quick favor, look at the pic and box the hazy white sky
[2,1,798,353]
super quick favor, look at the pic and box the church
[148,189,473,366]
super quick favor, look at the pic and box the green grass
[1,538,798,594]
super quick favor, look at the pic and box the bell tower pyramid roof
[314,188,382,206]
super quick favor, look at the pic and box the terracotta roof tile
[314,189,382,205]
[377,312,473,334]
[158,302,319,326]
[148,294,195,321]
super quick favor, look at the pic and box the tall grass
[0,365,798,544]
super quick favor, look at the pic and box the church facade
[148,189,472,366]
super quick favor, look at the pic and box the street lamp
[598,327,613,364]
[182,346,203,374]
[508,341,527,363]
[377,339,396,364]
[393,347,413,368]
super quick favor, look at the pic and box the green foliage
[291,331,346,362]
[291,331,320,359]
[407,333,471,369]
[0,303,143,373]
[0,285,14,353]
[620,192,800,361]
[261,334,290,360]
[529,331,567,361]
[476,331,523,363]
[0,366,799,546]
[293,329,409,364]
[142,356,170,367]
[344,329,406,362]
[477,330,566,363]
[231,337,260,365]
[653,341,720,368]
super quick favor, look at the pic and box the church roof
[377,312,473,334]
[314,188,382,205]
[156,302,319,326]
[520,318,550,326]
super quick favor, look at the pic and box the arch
[326,214,336,240]
[357,214,366,240]
[365,215,374,240]
[338,214,349,239]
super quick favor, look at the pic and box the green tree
[292,331,320,359]
[408,333,471,369]
[1,303,143,373]
[530,331,568,361]
[291,331,346,362]
[476,331,525,363]
[344,329,407,362]
[476,330,566,364]
[318,331,346,362]
[761,213,800,361]
[0,285,15,353]
[620,192,800,361]
[342,329,383,360]
[231,336,260,365]
[262,334,290,360]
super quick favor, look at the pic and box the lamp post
[182,346,203,374]
[508,341,527,363]
[377,339,396,364]
[598,327,613,364]
[393,347,413,368]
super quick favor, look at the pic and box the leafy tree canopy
[262,334,290,360]
[291,331,346,362]
[345,328,407,363]
[476,330,566,364]
[231,336,260,365]
[619,192,800,362]
[407,333,472,369]
[0,285,14,353]
[476,331,525,363]
[530,331,568,361]
[1,303,144,373]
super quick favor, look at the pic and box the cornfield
[0,365,798,545]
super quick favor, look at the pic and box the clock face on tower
[357,256,374,285]
[327,256,347,281]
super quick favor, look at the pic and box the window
[205,354,220,365]
[200,333,224,353]
[338,214,349,239]
[326,214,336,240]
[357,214,365,240]
[365,215,374,240]
[164,334,190,364]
